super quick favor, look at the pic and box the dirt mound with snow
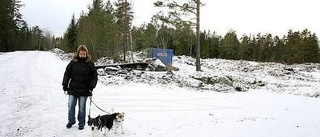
[52,49,320,97]
[98,55,320,97]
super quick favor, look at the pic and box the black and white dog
[87,112,125,137]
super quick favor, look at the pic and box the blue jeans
[68,95,88,126]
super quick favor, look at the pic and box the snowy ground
[1,51,320,137]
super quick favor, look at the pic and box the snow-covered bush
[50,48,72,60]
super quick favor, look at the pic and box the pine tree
[284,30,302,64]
[271,36,285,62]
[156,20,174,49]
[30,26,44,50]
[239,35,250,60]
[256,33,264,62]
[62,14,78,52]
[260,34,273,62]
[200,30,209,59]
[143,23,158,49]
[114,0,134,61]
[173,24,194,56]
[208,32,221,59]
[154,0,204,71]
[131,26,144,51]
[220,30,239,60]
[300,29,319,63]
[0,0,23,51]
[249,35,258,61]
[76,0,118,60]
[18,21,31,50]
[104,0,119,58]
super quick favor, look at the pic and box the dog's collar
[116,120,123,123]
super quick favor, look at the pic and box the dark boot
[78,126,84,130]
[66,123,73,128]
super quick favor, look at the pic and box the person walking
[62,45,98,130]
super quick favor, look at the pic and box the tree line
[201,29,319,64]
[61,0,134,61]
[1,0,319,65]
[131,23,319,64]
[0,0,59,52]
[63,0,319,64]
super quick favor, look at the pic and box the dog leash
[89,97,111,115]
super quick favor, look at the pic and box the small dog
[114,112,125,134]
[87,115,102,136]
[88,112,125,137]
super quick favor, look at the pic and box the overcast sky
[20,0,320,38]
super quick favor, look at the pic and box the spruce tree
[0,0,23,51]
[63,14,78,52]
[220,30,239,60]
[115,0,134,61]
[239,35,250,60]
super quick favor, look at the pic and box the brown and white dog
[114,112,125,134]
[87,112,125,137]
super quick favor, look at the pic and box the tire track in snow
[0,51,27,65]
[92,87,239,113]
[0,51,34,136]
[0,51,68,137]
[22,51,68,136]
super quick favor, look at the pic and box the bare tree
[43,29,53,50]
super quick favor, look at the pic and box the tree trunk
[195,0,201,71]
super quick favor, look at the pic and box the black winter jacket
[62,57,98,96]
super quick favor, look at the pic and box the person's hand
[63,86,68,91]
[89,87,94,92]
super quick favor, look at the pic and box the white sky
[20,0,320,38]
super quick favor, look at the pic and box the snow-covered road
[1,51,320,137]
[0,51,68,136]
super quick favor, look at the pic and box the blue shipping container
[147,48,173,67]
